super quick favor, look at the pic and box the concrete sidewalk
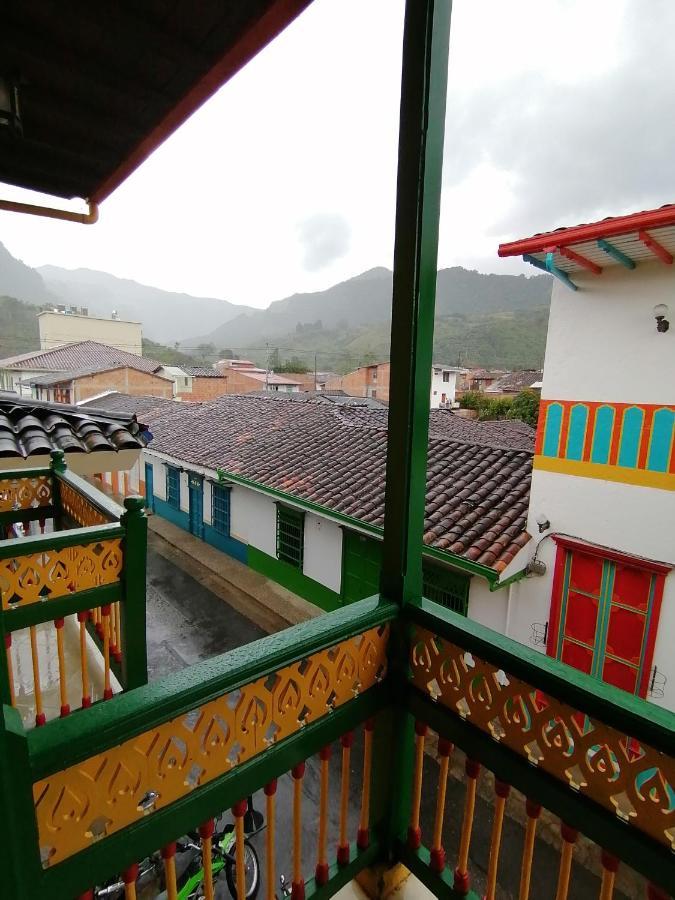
[148,513,321,634]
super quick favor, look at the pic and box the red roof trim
[91,0,313,203]
[498,204,675,258]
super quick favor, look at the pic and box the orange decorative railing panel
[59,481,110,528]
[0,474,52,513]
[410,625,675,852]
[33,623,389,866]
[0,539,123,609]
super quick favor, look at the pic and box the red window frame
[547,536,669,698]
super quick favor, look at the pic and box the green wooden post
[0,616,11,706]
[120,496,148,690]
[378,0,452,859]
[0,706,45,897]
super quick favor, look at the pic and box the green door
[341,531,382,603]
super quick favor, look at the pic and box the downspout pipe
[0,198,98,225]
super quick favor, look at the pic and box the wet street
[146,542,266,679]
[145,544,628,899]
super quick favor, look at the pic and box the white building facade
[430,365,463,408]
[498,210,675,712]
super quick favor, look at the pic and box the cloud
[297,213,351,271]
[441,0,675,261]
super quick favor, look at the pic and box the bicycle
[94,813,260,899]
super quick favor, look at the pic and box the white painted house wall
[202,479,212,525]
[230,487,277,558]
[303,513,343,594]
[179,471,189,513]
[142,450,497,626]
[149,457,167,501]
[467,578,508,634]
[430,367,460,409]
[503,260,675,710]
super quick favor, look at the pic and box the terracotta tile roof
[427,410,536,451]
[0,393,146,458]
[180,367,225,378]
[127,393,533,572]
[0,341,160,373]
[24,365,170,387]
[484,370,543,394]
[80,392,186,418]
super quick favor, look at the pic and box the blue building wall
[152,496,248,564]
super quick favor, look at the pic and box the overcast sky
[1,0,673,308]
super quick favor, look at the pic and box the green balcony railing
[0,596,672,899]
[0,452,148,727]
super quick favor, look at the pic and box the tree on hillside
[275,356,310,373]
[269,348,281,369]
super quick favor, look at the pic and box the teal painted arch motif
[591,406,615,465]
[617,407,644,469]
[648,408,675,473]
[566,404,589,461]
[542,403,563,458]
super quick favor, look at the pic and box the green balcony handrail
[29,594,396,777]
[4,596,395,898]
[57,468,125,523]
[0,522,125,561]
[408,598,675,752]
[405,599,675,893]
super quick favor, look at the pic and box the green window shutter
[422,560,470,615]
[211,484,231,535]
[276,505,305,568]
[166,466,180,509]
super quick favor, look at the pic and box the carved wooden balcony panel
[0,539,123,609]
[33,623,389,866]
[0,475,52,514]
[409,624,675,852]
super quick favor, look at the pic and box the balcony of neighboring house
[0,454,147,730]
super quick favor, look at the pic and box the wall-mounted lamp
[0,74,22,137]
[536,513,550,533]
[654,304,670,333]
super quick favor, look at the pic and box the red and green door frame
[547,537,669,698]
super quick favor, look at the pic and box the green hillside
[243,307,549,373]
[0,296,41,358]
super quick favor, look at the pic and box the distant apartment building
[155,366,229,401]
[27,365,173,404]
[324,361,463,407]
[456,368,508,394]
[484,368,543,397]
[38,308,143,355]
[0,340,161,396]
[216,359,301,393]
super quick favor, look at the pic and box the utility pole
[265,342,269,391]
[314,352,318,392]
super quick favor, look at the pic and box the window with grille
[443,371,450,383]
[166,466,180,508]
[211,484,231,535]
[422,561,469,615]
[276,505,304,568]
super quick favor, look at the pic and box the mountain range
[0,240,552,370]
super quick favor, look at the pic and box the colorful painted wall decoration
[535,400,675,490]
